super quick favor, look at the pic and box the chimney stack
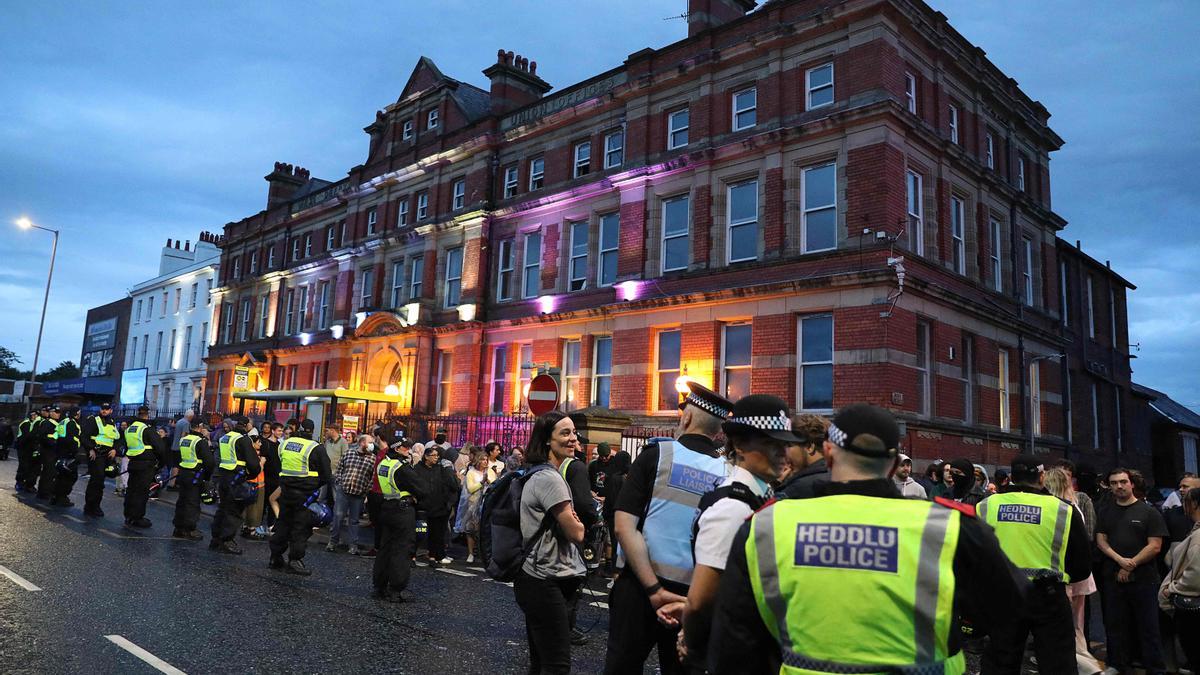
[687,0,757,37]
[264,162,309,209]
[483,49,552,116]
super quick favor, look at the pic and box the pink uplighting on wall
[537,295,557,314]
[617,280,643,302]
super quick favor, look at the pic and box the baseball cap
[1011,454,1044,477]
[826,404,901,458]
[899,453,912,464]
[232,415,250,425]
[100,402,112,410]
[301,419,315,432]
[722,394,805,444]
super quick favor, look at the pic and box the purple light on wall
[537,295,557,314]
[617,280,643,302]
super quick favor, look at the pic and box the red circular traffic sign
[527,374,560,416]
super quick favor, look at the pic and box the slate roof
[1133,383,1200,431]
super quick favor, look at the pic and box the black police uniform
[123,421,165,526]
[14,415,40,490]
[268,433,332,566]
[80,413,116,515]
[34,414,60,499]
[373,451,425,599]
[173,433,215,536]
[50,414,82,506]
[210,431,261,549]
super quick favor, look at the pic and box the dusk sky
[1,1,1197,410]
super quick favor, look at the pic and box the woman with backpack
[512,410,587,674]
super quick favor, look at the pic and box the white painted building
[122,233,221,412]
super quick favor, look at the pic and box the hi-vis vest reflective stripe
[747,496,965,675]
[17,419,34,438]
[977,492,1072,583]
[377,457,414,500]
[559,457,575,479]
[55,419,80,446]
[643,440,731,586]
[124,421,149,456]
[178,434,203,470]
[279,438,319,478]
[218,432,245,470]
[43,419,57,440]
[91,416,119,447]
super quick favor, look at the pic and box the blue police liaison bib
[667,462,723,495]
[996,503,1042,524]
[793,523,899,573]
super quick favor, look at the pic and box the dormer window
[427,109,439,130]
[402,119,413,140]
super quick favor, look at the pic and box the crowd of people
[2,392,1199,674]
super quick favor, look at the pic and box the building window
[416,192,428,220]
[390,260,406,308]
[985,133,995,170]
[292,238,300,261]
[318,281,330,329]
[190,283,198,309]
[402,119,413,140]
[174,288,182,314]
[573,141,591,178]
[1017,155,1027,191]
[1065,369,1073,442]
[568,221,588,292]
[562,340,581,411]
[728,180,758,263]
[998,350,1011,430]
[452,179,465,210]
[721,323,752,402]
[222,303,233,345]
[366,207,378,235]
[803,163,837,252]
[518,344,534,412]
[503,166,519,198]
[398,199,409,226]
[360,268,374,310]
[906,171,924,255]
[490,345,508,414]
[267,246,276,269]
[951,196,966,274]
[304,234,312,258]
[990,219,1003,291]
[410,256,424,300]
[147,295,154,319]
[161,291,168,316]
[668,108,689,149]
[915,320,931,417]
[1090,381,1100,447]
[1115,385,1123,452]
[904,73,917,114]
[340,220,347,244]
[732,87,757,131]
[182,327,192,370]
[444,247,463,308]
[1022,237,1035,306]
[141,332,149,367]
[435,351,452,413]
[662,195,690,273]
[656,329,681,412]
[798,314,834,411]
[284,290,295,336]
[529,157,545,191]
[427,108,438,129]
[249,252,258,275]
[297,285,309,331]
[1060,260,1070,326]
[598,213,619,287]
[130,336,138,368]
[962,336,975,423]
[136,299,143,323]
[326,225,336,250]
[1109,287,1117,344]
[604,130,624,169]
[523,232,541,299]
[168,329,177,370]
[949,105,959,144]
[592,336,612,408]
[1030,362,1041,437]
[806,63,834,109]
[232,256,241,279]
[1086,274,1096,339]
[496,239,514,302]
[258,293,270,338]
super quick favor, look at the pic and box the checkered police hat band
[827,423,848,448]
[728,414,792,432]
[687,393,730,418]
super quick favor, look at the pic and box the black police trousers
[604,572,686,675]
[84,451,113,511]
[173,468,203,531]
[16,441,40,490]
[51,451,77,502]
[211,473,247,543]
[373,499,416,593]
[269,489,315,561]
[122,460,157,522]
[36,444,58,498]
[982,581,1075,674]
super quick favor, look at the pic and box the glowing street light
[12,216,60,415]
[384,383,400,397]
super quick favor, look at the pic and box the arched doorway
[365,345,416,414]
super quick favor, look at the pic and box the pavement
[0,460,622,674]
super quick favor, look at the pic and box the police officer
[605,381,733,675]
[268,421,331,576]
[123,406,165,528]
[50,406,83,507]
[14,408,44,492]
[710,404,1025,674]
[81,402,120,517]
[173,419,214,541]
[373,437,425,602]
[209,415,259,554]
[34,405,62,500]
[977,454,1090,674]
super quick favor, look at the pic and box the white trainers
[439,557,453,564]
[466,554,475,564]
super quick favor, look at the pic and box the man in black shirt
[1096,467,1169,674]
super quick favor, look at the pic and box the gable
[399,56,448,101]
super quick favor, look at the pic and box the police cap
[1010,454,1044,479]
[826,404,901,458]
[722,394,805,444]
[679,380,734,420]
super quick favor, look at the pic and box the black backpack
[479,463,555,582]
[690,482,767,563]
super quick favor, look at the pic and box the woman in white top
[453,447,490,563]
[1044,468,1107,675]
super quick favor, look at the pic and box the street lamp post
[15,217,60,416]
[1027,352,1064,455]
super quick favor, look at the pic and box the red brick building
[205,0,1127,470]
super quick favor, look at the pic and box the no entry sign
[527,373,560,415]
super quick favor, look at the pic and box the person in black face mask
[945,458,986,506]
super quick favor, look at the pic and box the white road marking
[582,588,606,596]
[434,567,476,577]
[590,601,609,609]
[105,635,187,675]
[0,565,42,591]
[62,515,85,524]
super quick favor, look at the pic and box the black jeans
[604,572,685,674]
[514,571,583,675]
[211,474,246,542]
[981,581,1074,674]
[1176,608,1200,671]
[367,492,383,549]
[1102,575,1166,672]
[172,469,203,531]
[269,489,315,561]
[84,451,113,511]
[123,461,157,522]
[426,511,449,560]
[373,500,415,592]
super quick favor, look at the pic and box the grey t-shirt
[520,466,586,579]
